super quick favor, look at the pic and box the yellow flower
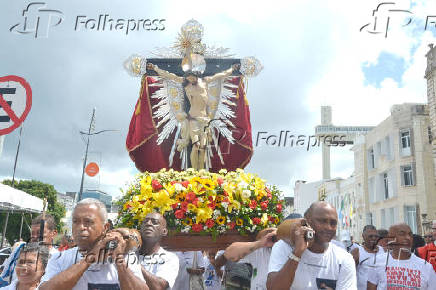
[236,218,243,226]
[216,216,226,225]
[201,179,215,190]
[196,206,213,223]
[151,190,173,214]
[163,183,176,197]
[227,200,241,213]
[140,177,153,199]
[182,218,193,226]
[187,204,196,212]
[261,213,268,226]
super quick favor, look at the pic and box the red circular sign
[85,162,100,177]
[0,75,32,135]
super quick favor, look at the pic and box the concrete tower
[425,44,436,184]
[321,106,332,180]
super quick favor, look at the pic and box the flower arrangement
[117,168,284,237]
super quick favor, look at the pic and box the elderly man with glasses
[39,198,148,289]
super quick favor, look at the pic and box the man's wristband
[288,251,301,263]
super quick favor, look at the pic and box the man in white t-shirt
[351,225,385,290]
[367,223,436,290]
[267,201,357,290]
[172,251,204,290]
[214,228,277,290]
[39,198,147,290]
[138,212,179,289]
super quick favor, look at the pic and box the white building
[57,192,75,235]
[352,103,436,235]
[293,180,324,215]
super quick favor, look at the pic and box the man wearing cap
[417,220,436,272]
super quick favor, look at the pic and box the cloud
[0,0,434,200]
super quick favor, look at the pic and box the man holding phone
[266,201,357,290]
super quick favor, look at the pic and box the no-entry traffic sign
[0,76,32,135]
[85,162,100,177]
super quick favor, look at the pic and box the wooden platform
[161,230,255,251]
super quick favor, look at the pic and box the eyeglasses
[424,235,433,238]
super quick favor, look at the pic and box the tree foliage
[0,179,66,246]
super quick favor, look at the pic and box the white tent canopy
[0,183,43,213]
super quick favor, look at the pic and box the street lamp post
[77,108,118,203]
[77,108,96,203]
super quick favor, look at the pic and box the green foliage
[0,179,66,245]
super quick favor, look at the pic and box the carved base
[161,230,255,251]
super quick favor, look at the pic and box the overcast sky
[0,0,435,199]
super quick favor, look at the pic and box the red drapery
[126,76,253,172]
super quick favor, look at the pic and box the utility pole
[77,108,96,202]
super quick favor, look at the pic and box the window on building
[383,173,389,200]
[401,165,414,186]
[381,208,386,229]
[429,127,433,145]
[368,177,375,203]
[384,135,392,160]
[388,207,395,228]
[400,130,411,156]
[404,206,417,234]
[368,147,375,169]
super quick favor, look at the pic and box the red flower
[228,221,236,230]
[223,197,229,203]
[207,202,216,210]
[260,201,268,210]
[125,204,132,209]
[186,192,196,202]
[192,223,203,232]
[181,201,188,212]
[252,217,261,225]
[217,178,224,186]
[206,219,215,228]
[175,210,185,219]
[249,200,258,210]
[223,191,228,196]
[170,181,177,185]
[192,198,199,206]
[208,196,214,202]
[151,179,163,191]
[182,181,190,188]
[276,203,283,213]
[171,203,178,210]
[139,200,145,205]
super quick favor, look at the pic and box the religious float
[119,19,284,251]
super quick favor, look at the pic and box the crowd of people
[0,198,435,289]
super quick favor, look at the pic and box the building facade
[57,192,75,235]
[80,189,112,212]
[352,103,436,235]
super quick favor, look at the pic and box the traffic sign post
[0,75,32,135]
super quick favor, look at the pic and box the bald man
[139,212,179,290]
[267,201,357,290]
[367,223,436,290]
